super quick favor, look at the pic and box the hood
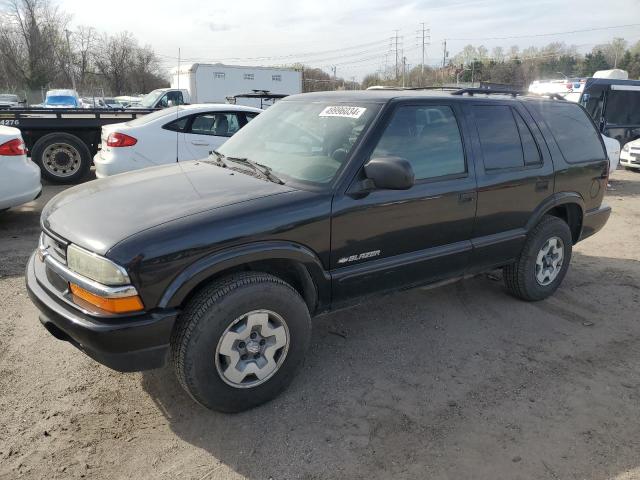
[42,161,295,255]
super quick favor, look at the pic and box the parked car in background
[43,89,82,108]
[528,78,585,99]
[103,98,121,109]
[94,104,261,177]
[130,88,191,109]
[0,126,41,211]
[114,96,143,107]
[620,138,640,171]
[27,90,611,412]
[0,94,23,109]
[82,97,126,109]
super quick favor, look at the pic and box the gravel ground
[1,171,640,480]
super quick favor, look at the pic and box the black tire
[171,272,312,412]
[31,132,91,184]
[503,215,573,302]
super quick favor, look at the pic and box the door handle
[535,180,549,192]
[191,141,209,146]
[458,192,476,203]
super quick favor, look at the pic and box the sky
[59,0,640,79]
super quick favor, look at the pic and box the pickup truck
[27,88,611,412]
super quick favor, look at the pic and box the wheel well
[181,259,318,314]
[546,203,583,244]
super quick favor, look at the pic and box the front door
[330,102,478,304]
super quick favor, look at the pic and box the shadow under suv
[27,89,611,412]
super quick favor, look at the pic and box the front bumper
[579,205,611,242]
[620,152,640,169]
[26,252,179,371]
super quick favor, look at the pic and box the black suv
[27,89,611,412]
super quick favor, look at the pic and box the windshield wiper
[209,150,228,168]
[225,156,284,185]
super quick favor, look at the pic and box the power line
[447,23,640,42]
[158,38,391,63]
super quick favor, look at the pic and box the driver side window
[371,105,466,180]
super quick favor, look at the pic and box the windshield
[45,96,77,106]
[0,94,18,102]
[140,90,164,108]
[217,100,380,186]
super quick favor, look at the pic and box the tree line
[0,0,167,102]
[362,38,640,90]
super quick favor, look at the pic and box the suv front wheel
[503,215,573,301]
[171,272,312,412]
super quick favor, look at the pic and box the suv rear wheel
[171,272,312,412]
[503,215,573,301]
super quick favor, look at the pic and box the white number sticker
[319,106,367,119]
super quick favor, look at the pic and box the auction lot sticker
[319,106,367,119]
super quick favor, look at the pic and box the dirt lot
[1,171,640,480]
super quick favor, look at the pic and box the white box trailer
[171,63,302,108]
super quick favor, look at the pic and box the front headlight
[66,244,130,285]
[622,143,630,152]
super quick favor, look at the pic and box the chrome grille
[40,232,67,264]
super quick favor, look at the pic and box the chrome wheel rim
[535,236,564,286]
[215,310,290,389]
[42,143,81,177]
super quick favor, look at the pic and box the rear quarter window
[528,102,605,163]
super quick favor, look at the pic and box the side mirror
[364,156,415,190]
[167,100,176,108]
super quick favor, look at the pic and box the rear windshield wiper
[225,156,284,185]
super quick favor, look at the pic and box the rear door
[330,101,478,304]
[183,112,242,160]
[463,100,554,272]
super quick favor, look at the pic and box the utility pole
[416,23,430,78]
[331,65,337,90]
[402,54,407,87]
[64,29,77,91]
[442,39,448,84]
[393,30,400,81]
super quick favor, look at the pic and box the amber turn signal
[69,283,144,314]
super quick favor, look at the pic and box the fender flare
[158,240,331,310]
[525,192,585,234]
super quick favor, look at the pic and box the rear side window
[529,102,605,163]
[163,117,188,132]
[513,110,542,165]
[473,105,525,170]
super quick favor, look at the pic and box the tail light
[106,132,137,147]
[0,138,26,156]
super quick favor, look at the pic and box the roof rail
[451,87,525,97]
[366,85,460,91]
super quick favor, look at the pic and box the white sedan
[0,126,41,211]
[94,104,262,178]
[620,138,640,171]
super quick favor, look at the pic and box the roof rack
[451,88,525,97]
[366,85,460,91]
